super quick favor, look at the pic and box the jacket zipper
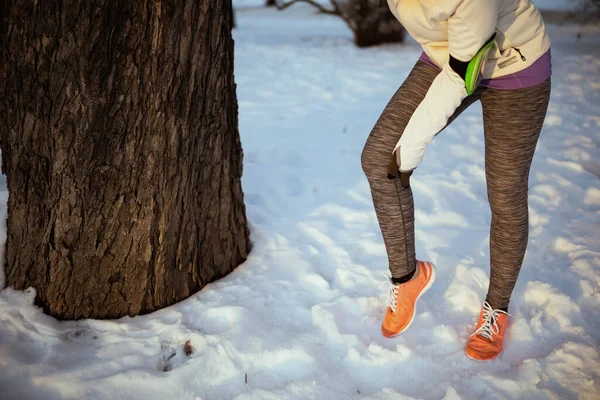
[512,47,527,61]
[495,26,527,62]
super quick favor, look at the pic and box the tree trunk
[338,0,405,47]
[0,0,251,320]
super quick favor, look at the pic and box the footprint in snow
[157,340,194,372]
[62,324,99,342]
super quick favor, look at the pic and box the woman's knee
[360,142,371,176]
[361,138,386,182]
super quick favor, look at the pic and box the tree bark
[0,0,251,320]
[274,0,404,46]
[338,0,405,47]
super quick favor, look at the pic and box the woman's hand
[388,148,413,187]
[392,0,499,174]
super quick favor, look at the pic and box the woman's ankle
[485,297,508,313]
[391,263,418,284]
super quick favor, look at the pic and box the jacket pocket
[494,26,527,65]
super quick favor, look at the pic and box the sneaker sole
[465,348,503,362]
[382,262,437,338]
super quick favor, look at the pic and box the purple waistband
[418,50,552,90]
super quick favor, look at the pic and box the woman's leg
[480,78,551,310]
[361,61,435,280]
[361,60,478,280]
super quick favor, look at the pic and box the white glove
[393,62,469,172]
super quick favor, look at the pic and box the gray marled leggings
[361,60,551,309]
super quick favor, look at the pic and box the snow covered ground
[1,3,600,400]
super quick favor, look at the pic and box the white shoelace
[470,301,510,339]
[382,273,400,313]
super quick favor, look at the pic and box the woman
[361,0,551,361]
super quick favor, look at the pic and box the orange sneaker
[465,301,510,361]
[381,261,436,337]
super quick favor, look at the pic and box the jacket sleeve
[393,0,500,172]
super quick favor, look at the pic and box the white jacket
[386,0,551,171]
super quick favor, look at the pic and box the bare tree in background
[575,0,600,37]
[276,0,405,47]
[0,0,251,320]
[579,0,600,19]
[558,0,600,37]
[580,0,600,8]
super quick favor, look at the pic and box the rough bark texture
[0,0,251,320]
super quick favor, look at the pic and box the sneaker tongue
[480,332,491,340]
